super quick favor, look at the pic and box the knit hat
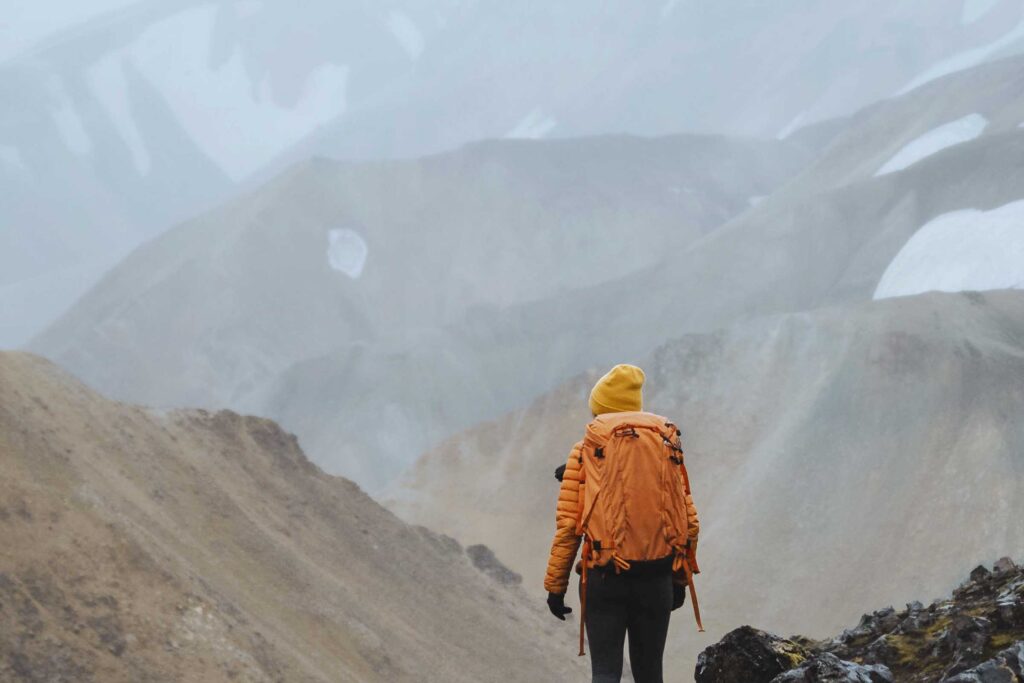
[589,364,645,415]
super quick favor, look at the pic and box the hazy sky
[0,0,143,62]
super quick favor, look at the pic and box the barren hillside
[0,352,582,682]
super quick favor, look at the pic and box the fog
[5,0,1024,528]
[7,0,1024,483]
[5,0,1022,347]
[5,2,1024,680]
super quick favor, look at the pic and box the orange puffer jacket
[543,440,700,595]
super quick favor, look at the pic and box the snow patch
[874,199,1024,299]
[776,111,807,140]
[48,78,91,156]
[327,229,368,279]
[106,6,348,181]
[962,0,1002,24]
[898,15,1024,94]
[387,10,425,60]
[88,53,151,174]
[875,114,988,176]
[506,108,557,139]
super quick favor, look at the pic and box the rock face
[695,626,810,683]
[944,642,1024,682]
[773,654,894,683]
[0,352,582,682]
[699,559,1024,683]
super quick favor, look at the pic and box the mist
[4,1,1024,681]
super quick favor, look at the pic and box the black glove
[547,592,573,620]
[554,464,566,482]
[672,583,686,611]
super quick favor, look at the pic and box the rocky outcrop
[699,559,1024,683]
[944,642,1024,682]
[695,626,810,683]
[773,654,893,683]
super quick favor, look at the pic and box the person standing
[544,364,701,683]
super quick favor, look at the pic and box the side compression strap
[683,556,705,632]
[578,539,591,656]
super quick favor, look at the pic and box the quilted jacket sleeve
[543,442,584,594]
[685,484,700,542]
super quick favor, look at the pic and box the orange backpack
[575,411,703,654]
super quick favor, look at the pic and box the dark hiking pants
[582,564,673,683]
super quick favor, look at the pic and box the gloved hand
[672,583,686,611]
[547,592,573,620]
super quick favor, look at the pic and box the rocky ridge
[697,558,1024,682]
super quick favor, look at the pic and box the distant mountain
[390,290,1024,673]
[28,51,1024,493]
[31,132,811,489]
[6,0,1023,345]
[0,0,462,346]
[0,351,581,682]
[366,55,1024,493]
[417,54,1024,414]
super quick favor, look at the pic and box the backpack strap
[578,538,591,656]
[679,549,704,632]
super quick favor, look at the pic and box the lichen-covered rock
[701,560,1024,683]
[771,653,893,683]
[941,641,1024,682]
[934,615,995,672]
[695,626,809,683]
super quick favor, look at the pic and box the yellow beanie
[589,364,645,415]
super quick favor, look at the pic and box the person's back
[544,364,701,683]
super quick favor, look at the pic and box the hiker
[544,364,701,683]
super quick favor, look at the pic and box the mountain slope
[390,290,1024,670]
[0,351,582,682]
[33,55,1024,493]
[419,54,1024,416]
[0,0,462,347]
[31,132,810,488]
[261,55,1024,490]
[6,0,1023,346]
[301,0,1024,157]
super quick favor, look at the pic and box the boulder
[695,626,809,683]
[941,641,1024,682]
[771,653,893,683]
